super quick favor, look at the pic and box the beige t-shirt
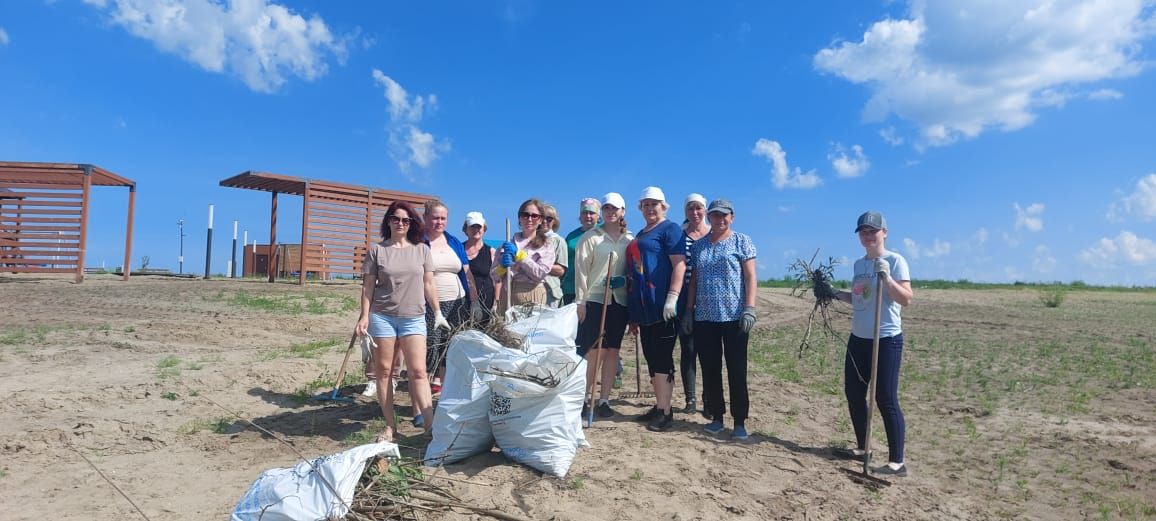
[362,242,433,317]
[431,246,465,301]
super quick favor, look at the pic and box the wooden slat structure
[0,162,136,283]
[219,171,433,284]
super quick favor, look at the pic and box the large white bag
[231,442,399,521]
[424,330,505,465]
[503,303,579,352]
[480,346,587,477]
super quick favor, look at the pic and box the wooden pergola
[0,162,136,283]
[219,171,433,284]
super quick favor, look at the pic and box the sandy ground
[0,275,1152,520]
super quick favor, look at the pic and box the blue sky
[2,1,1155,285]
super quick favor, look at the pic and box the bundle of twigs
[788,249,846,357]
[346,456,530,521]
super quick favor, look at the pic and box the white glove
[663,291,679,322]
[576,302,587,323]
[874,258,890,280]
[434,311,451,331]
[470,300,484,322]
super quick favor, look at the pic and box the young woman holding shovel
[573,192,633,420]
[355,201,449,442]
[820,211,913,476]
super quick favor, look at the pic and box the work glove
[608,275,626,289]
[663,291,679,322]
[499,241,519,267]
[740,306,757,333]
[679,311,694,336]
[470,300,484,322]
[434,311,451,331]
[874,258,890,280]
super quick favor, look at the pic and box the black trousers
[694,320,749,423]
[678,331,696,402]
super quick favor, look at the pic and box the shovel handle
[862,274,885,474]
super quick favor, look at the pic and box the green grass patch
[177,417,231,435]
[156,355,181,379]
[208,290,359,315]
[345,418,389,445]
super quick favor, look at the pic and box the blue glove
[502,241,519,257]
[608,275,626,289]
[500,250,515,268]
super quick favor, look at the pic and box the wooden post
[299,182,310,285]
[77,165,92,283]
[204,204,214,279]
[122,186,135,281]
[268,191,278,283]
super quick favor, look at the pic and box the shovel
[313,332,358,404]
[840,275,892,488]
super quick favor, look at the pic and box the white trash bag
[424,330,505,465]
[231,442,399,521]
[503,303,579,352]
[480,346,587,477]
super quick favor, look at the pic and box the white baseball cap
[639,186,666,202]
[602,192,626,209]
[464,211,486,227]
[684,193,707,208]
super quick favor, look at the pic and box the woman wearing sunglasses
[355,201,447,442]
[492,198,557,310]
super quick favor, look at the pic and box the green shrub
[1039,287,1066,308]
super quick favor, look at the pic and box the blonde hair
[543,204,561,233]
[518,198,549,249]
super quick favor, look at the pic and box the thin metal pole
[504,218,512,311]
[178,219,185,274]
[204,204,214,279]
[230,220,238,278]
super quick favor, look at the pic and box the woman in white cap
[625,186,686,432]
[492,198,557,309]
[817,211,913,476]
[681,199,758,440]
[678,193,710,414]
[574,192,633,420]
[463,211,497,324]
[423,200,480,401]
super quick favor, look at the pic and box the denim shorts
[368,312,426,338]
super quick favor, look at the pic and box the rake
[313,332,358,404]
[618,333,654,400]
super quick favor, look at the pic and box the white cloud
[1032,245,1056,273]
[879,126,904,146]
[1088,88,1124,101]
[1108,173,1156,222]
[973,227,989,247]
[1014,202,1045,232]
[902,237,951,260]
[1002,231,1022,248]
[829,143,870,178]
[373,70,450,174]
[1079,231,1156,268]
[813,1,1154,147]
[85,0,348,93]
[752,139,822,190]
[0,26,9,46]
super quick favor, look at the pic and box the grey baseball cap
[855,211,886,232]
[707,199,734,215]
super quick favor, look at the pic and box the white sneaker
[362,380,378,397]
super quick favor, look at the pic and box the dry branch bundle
[788,249,847,357]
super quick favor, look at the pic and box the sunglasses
[387,215,413,225]
[519,212,542,220]
[544,216,555,223]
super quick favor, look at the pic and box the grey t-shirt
[850,250,910,339]
[363,242,433,318]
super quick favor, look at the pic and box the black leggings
[678,331,696,401]
[426,297,469,374]
[845,333,906,463]
[639,321,677,377]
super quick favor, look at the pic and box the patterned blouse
[688,232,757,322]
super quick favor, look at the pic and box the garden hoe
[585,254,615,428]
[313,332,358,404]
[840,275,892,488]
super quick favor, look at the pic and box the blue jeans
[844,333,905,463]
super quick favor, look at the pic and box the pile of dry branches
[345,456,529,521]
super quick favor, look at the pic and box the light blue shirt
[850,250,910,339]
[689,232,757,322]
